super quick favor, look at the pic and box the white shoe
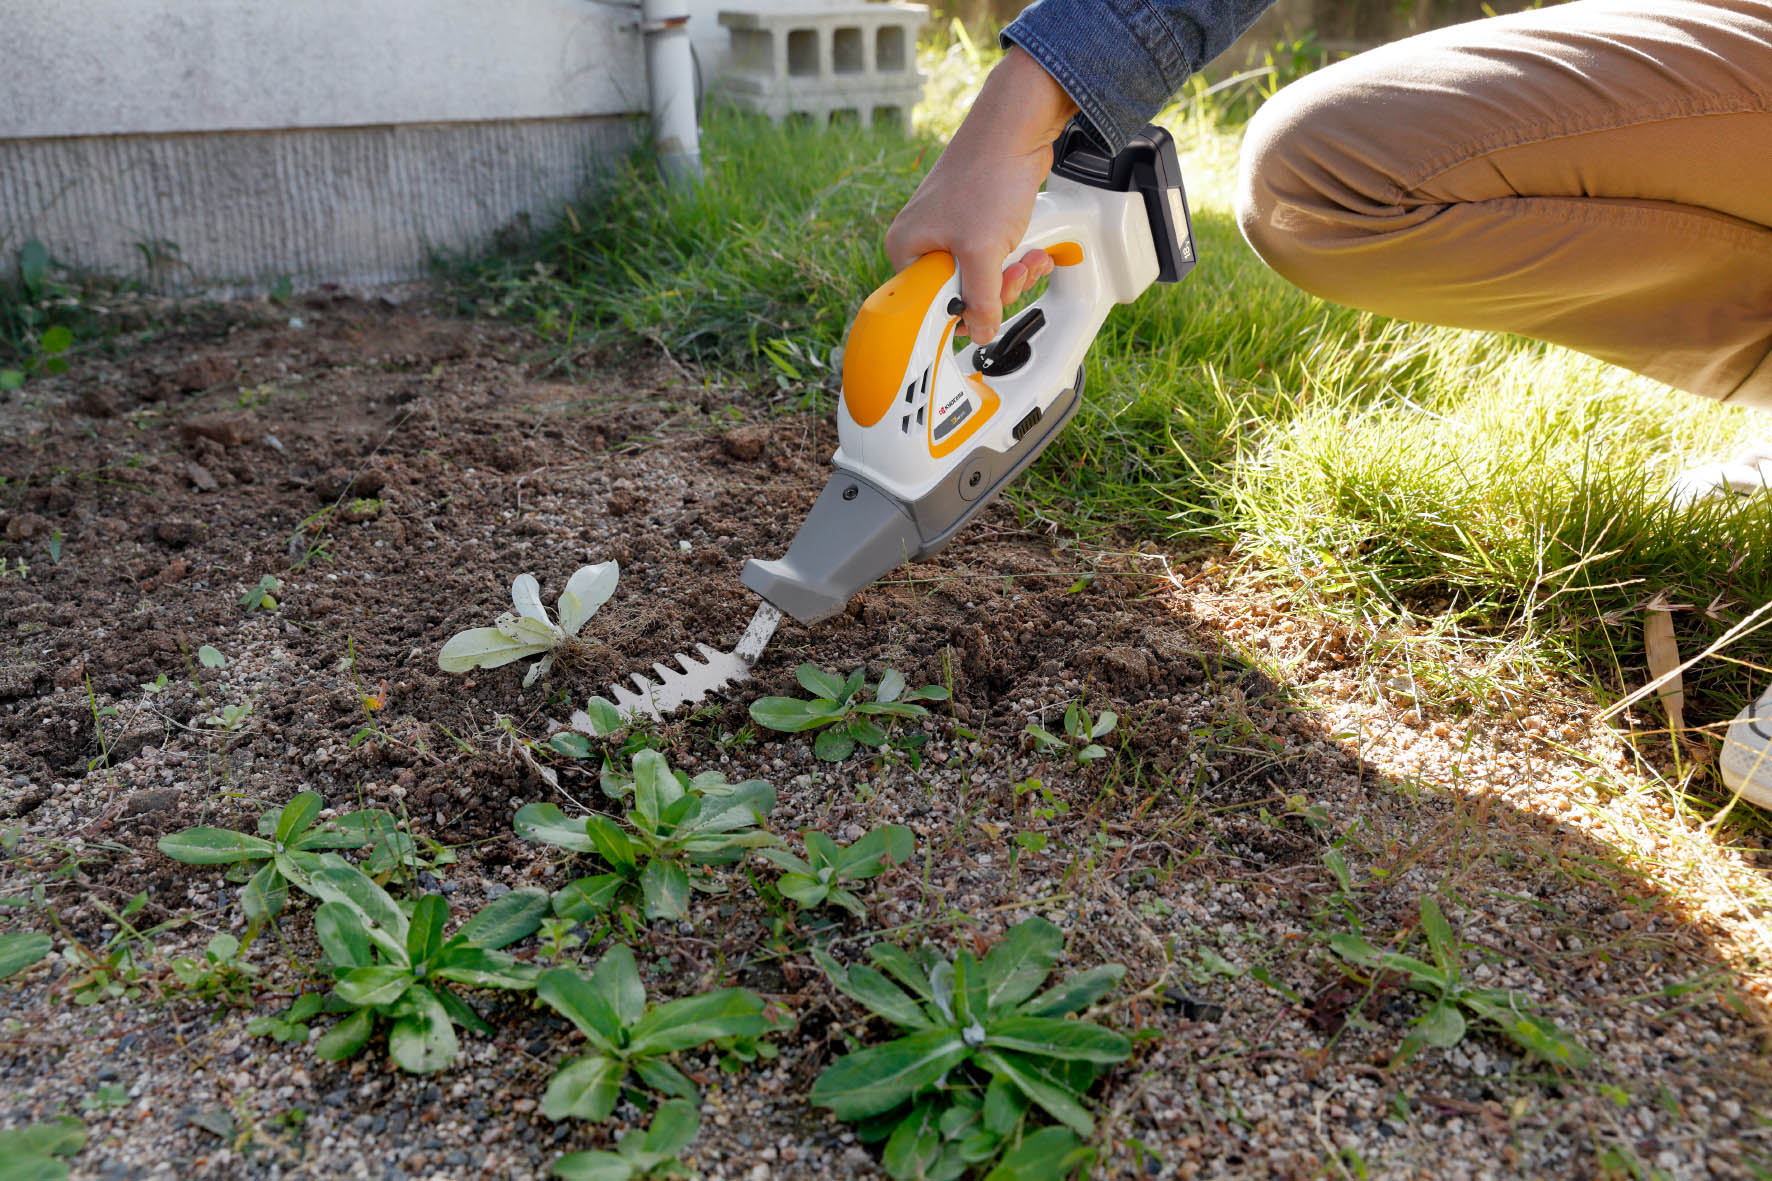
[1719,687,1772,808]
[1668,445,1772,506]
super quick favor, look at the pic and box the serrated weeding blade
[607,601,782,722]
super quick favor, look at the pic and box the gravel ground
[1,294,1768,1180]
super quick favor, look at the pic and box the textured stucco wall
[1,0,650,291]
[1,119,636,293]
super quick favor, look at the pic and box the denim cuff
[1002,0,1275,151]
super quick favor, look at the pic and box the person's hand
[885,47,1078,343]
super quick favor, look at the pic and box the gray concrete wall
[1,118,635,294]
[1,0,649,292]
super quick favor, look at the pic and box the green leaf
[641,858,691,921]
[296,808,398,850]
[983,1126,1088,1180]
[641,1097,700,1155]
[758,847,814,876]
[815,728,856,762]
[1063,703,1085,739]
[0,1115,85,1162]
[953,950,987,1029]
[982,1072,1026,1135]
[549,732,594,759]
[542,1054,626,1122]
[591,943,647,1027]
[869,943,937,1008]
[513,803,597,855]
[389,985,459,1073]
[578,696,625,736]
[796,663,847,699]
[270,793,322,844]
[553,875,625,922]
[313,1008,376,1061]
[1023,964,1125,1018]
[1413,1003,1466,1049]
[0,932,52,979]
[748,696,832,733]
[630,1056,699,1101]
[18,239,49,295]
[407,894,448,967]
[431,945,542,991]
[38,325,72,355]
[157,827,273,865]
[776,874,829,909]
[455,888,548,949]
[983,917,1064,1011]
[1328,933,1444,987]
[808,1028,972,1119]
[904,685,949,702]
[882,1098,942,1180]
[273,847,337,897]
[557,562,619,637]
[240,860,288,927]
[584,815,640,873]
[1464,996,1590,1068]
[0,370,23,392]
[974,1048,1093,1136]
[1024,725,1065,751]
[1420,896,1459,978]
[632,750,683,826]
[814,950,929,1031]
[336,965,415,1007]
[197,645,227,669]
[984,1016,1131,1063]
[438,626,553,673]
[315,902,374,971]
[847,717,887,748]
[305,864,409,959]
[436,986,495,1036]
[875,668,905,704]
[835,824,914,879]
[630,988,768,1055]
[548,1149,637,1181]
[537,966,624,1053]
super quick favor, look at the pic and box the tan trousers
[1235,1,1772,410]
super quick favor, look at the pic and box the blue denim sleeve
[1002,0,1275,150]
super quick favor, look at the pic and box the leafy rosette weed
[304,861,549,1073]
[439,562,618,688]
[1329,896,1590,1069]
[536,946,777,1122]
[810,917,1130,1179]
[750,665,948,761]
[515,749,778,923]
[550,1097,701,1179]
[156,791,398,927]
[759,824,914,918]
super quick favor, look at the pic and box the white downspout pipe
[638,0,701,188]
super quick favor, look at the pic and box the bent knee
[1233,52,1437,302]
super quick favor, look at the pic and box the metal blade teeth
[608,646,752,722]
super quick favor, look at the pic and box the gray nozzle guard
[741,473,921,624]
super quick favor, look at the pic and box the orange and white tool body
[836,172,1159,503]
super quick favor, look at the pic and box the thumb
[955,248,1006,344]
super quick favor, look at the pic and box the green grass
[453,44,1772,757]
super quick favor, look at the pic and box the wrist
[962,46,1078,154]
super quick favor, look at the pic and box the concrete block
[715,4,927,130]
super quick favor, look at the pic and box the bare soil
[1,294,1767,1180]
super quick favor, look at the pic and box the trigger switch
[972,307,1046,377]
